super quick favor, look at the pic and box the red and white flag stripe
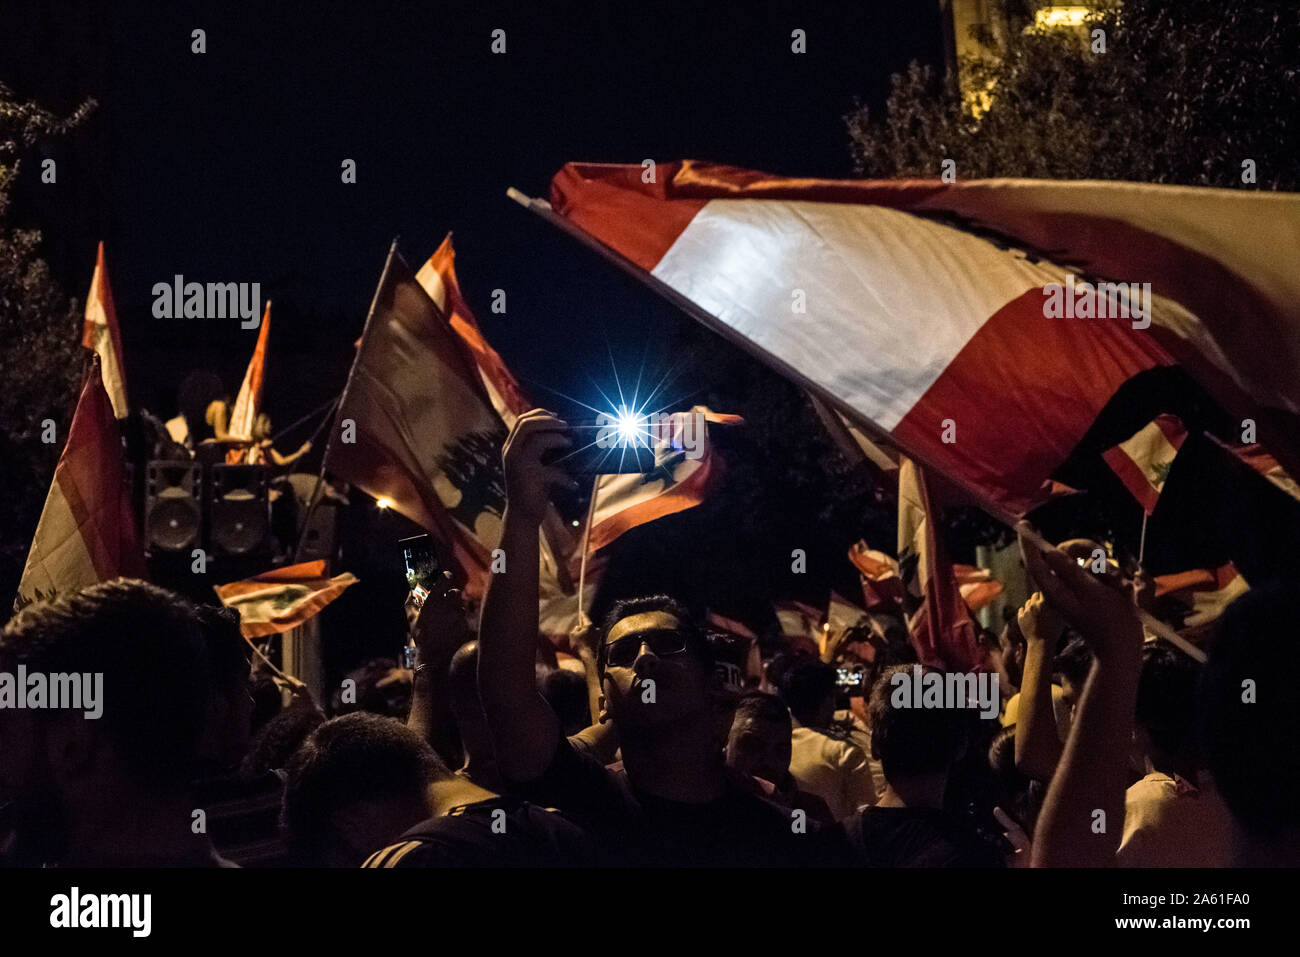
[416,234,532,426]
[15,359,143,610]
[547,161,1300,517]
[1102,413,1188,515]
[587,406,739,552]
[81,242,128,419]
[214,560,358,638]
[773,599,823,656]
[228,302,271,443]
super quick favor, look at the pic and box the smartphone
[836,666,867,695]
[401,533,440,593]
[543,418,658,476]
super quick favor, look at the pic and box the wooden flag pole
[506,187,1020,528]
[1137,510,1150,567]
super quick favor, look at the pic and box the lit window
[1034,5,1092,28]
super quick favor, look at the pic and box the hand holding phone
[1015,522,1142,667]
[541,417,657,476]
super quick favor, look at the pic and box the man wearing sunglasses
[477,409,830,866]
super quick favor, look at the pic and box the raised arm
[1013,592,1065,781]
[268,440,311,467]
[1019,524,1143,868]
[477,410,575,783]
[405,575,470,766]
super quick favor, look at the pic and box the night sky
[4,1,945,669]
[14,0,944,429]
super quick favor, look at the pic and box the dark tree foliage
[848,1,1300,189]
[0,83,95,602]
[842,0,1300,557]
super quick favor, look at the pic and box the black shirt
[361,795,594,868]
[514,738,831,867]
[839,805,1005,868]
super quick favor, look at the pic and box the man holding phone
[477,409,834,866]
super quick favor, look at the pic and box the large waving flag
[415,234,531,426]
[587,406,740,551]
[15,357,143,611]
[81,241,128,419]
[227,302,272,444]
[1102,414,1188,514]
[532,161,1300,518]
[324,245,507,598]
[214,560,358,638]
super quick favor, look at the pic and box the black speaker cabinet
[145,461,203,553]
[209,464,270,557]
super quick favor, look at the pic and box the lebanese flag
[954,564,1004,613]
[1154,563,1248,632]
[227,302,271,445]
[848,541,904,612]
[587,406,740,551]
[81,242,128,419]
[1205,433,1300,506]
[897,457,984,671]
[214,560,358,638]
[544,161,1300,517]
[415,234,532,427]
[1102,414,1188,515]
[15,358,143,610]
[324,246,506,598]
[773,599,822,657]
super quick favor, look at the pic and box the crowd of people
[1,408,1296,868]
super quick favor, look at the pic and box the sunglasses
[603,628,690,668]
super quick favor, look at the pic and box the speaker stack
[208,464,271,558]
[145,461,203,555]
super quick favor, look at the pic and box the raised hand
[502,409,576,524]
[1017,522,1141,667]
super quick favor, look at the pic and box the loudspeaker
[145,461,203,553]
[295,503,339,563]
[209,464,270,557]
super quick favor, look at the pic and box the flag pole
[296,239,403,561]
[1019,522,1205,662]
[506,188,1020,527]
[1137,510,1150,567]
[575,475,600,628]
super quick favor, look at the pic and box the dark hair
[1054,633,1093,688]
[240,696,325,778]
[734,690,791,728]
[282,712,449,864]
[539,667,591,736]
[987,725,1042,834]
[329,658,412,718]
[999,616,1027,688]
[1201,581,1300,837]
[1136,644,1202,764]
[598,595,709,675]
[178,370,226,437]
[778,658,836,725]
[249,673,284,734]
[0,578,209,786]
[195,603,251,696]
[868,664,967,780]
